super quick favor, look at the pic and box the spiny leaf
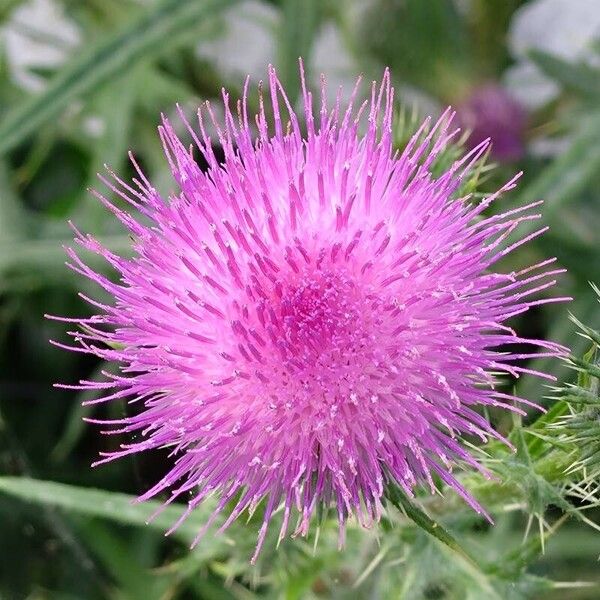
[558,384,600,406]
[570,355,600,380]
[570,313,600,348]
[489,516,567,579]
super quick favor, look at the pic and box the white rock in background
[2,0,80,91]
[82,115,107,139]
[509,0,600,61]
[196,0,279,84]
[504,0,600,108]
[196,0,361,105]
[503,62,559,110]
[311,22,358,103]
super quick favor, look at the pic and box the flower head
[456,83,527,162]
[52,65,567,561]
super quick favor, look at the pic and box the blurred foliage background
[1,0,600,598]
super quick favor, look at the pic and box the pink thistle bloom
[51,65,568,561]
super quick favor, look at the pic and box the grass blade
[278,0,320,102]
[529,50,600,99]
[0,476,219,545]
[515,111,600,239]
[0,234,131,275]
[0,0,237,155]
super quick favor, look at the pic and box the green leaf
[529,50,600,99]
[72,67,141,230]
[360,0,470,98]
[0,476,224,548]
[571,354,600,380]
[74,520,171,600]
[0,0,24,21]
[490,517,567,580]
[135,65,200,113]
[570,314,600,350]
[515,112,600,239]
[0,233,131,276]
[278,0,321,103]
[0,159,29,242]
[385,481,480,569]
[0,0,238,155]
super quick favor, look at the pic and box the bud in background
[456,83,527,162]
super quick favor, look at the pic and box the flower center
[238,265,391,417]
[280,270,369,361]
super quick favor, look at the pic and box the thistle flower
[456,83,527,162]
[51,65,568,561]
